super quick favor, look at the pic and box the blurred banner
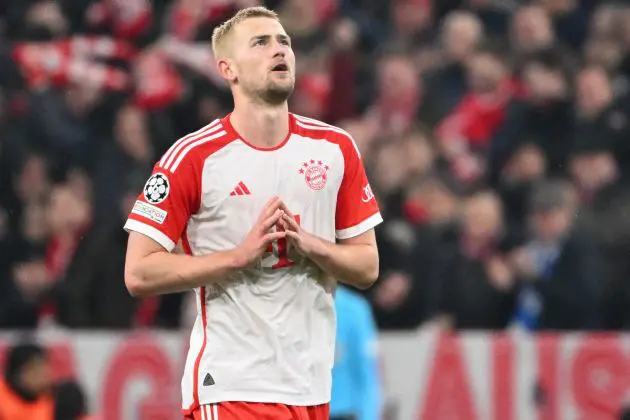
[380,330,630,420]
[1,329,629,420]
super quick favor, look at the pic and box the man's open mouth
[271,64,289,72]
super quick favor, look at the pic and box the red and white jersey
[124,113,382,412]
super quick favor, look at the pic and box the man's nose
[272,40,286,57]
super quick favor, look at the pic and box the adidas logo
[203,373,215,386]
[229,181,251,196]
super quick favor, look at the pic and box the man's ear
[217,58,237,83]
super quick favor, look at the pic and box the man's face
[523,63,566,101]
[511,7,553,52]
[462,194,502,240]
[532,208,571,243]
[576,68,612,117]
[227,17,296,105]
[570,152,618,190]
[467,53,505,93]
[20,356,52,396]
[443,17,479,62]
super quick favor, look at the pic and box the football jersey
[123,113,382,413]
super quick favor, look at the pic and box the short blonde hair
[211,6,279,58]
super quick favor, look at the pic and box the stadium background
[2,0,630,418]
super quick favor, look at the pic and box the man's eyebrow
[250,34,270,42]
[249,34,291,43]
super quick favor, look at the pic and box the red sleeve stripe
[293,113,354,136]
[293,113,335,127]
[294,119,361,157]
[168,129,228,172]
[159,119,222,169]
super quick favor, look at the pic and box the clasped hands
[234,196,328,269]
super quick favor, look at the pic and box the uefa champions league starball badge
[143,173,170,204]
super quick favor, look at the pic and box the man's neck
[230,100,290,149]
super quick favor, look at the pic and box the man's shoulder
[157,118,236,173]
[291,114,357,150]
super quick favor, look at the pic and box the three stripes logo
[230,181,251,196]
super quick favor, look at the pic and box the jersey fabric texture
[124,113,382,414]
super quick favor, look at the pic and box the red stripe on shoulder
[292,114,360,156]
[164,130,236,174]
[160,120,222,168]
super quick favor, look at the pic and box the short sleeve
[335,138,383,239]
[124,160,200,251]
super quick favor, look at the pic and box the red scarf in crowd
[168,0,234,41]
[132,49,184,111]
[12,36,134,90]
[168,0,338,41]
[86,0,152,40]
[437,78,520,148]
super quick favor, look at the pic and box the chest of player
[196,136,344,242]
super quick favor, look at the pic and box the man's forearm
[125,250,242,297]
[308,241,379,289]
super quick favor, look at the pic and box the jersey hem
[336,212,383,239]
[182,392,331,410]
[124,219,176,251]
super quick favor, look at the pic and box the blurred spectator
[369,171,461,329]
[368,50,421,137]
[55,177,140,329]
[497,143,547,234]
[583,36,624,79]
[0,342,54,419]
[509,179,603,330]
[569,67,630,329]
[436,190,517,330]
[489,48,573,183]
[539,0,591,51]
[331,286,381,420]
[421,11,483,127]
[510,5,555,54]
[437,46,517,184]
[52,380,94,420]
[388,0,432,47]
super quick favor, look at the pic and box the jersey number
[265,215,300,269]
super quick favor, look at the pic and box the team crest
[143,173,170,204]
[299,160,329,190]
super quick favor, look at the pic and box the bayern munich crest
[299,160,329,190]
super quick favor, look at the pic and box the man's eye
[254,39,265,46]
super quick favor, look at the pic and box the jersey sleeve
[123,160,200,251]
[335,138,383,239]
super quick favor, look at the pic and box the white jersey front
[124,113,382,414]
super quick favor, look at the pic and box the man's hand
[13,261,50,302]
[507,248,537,280]
[279,208,328,260]
[485,256,514,291]
[234,196,287,268]
[278,203,379,289]
[373,271,412,310]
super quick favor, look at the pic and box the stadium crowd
[0,0,629,335]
